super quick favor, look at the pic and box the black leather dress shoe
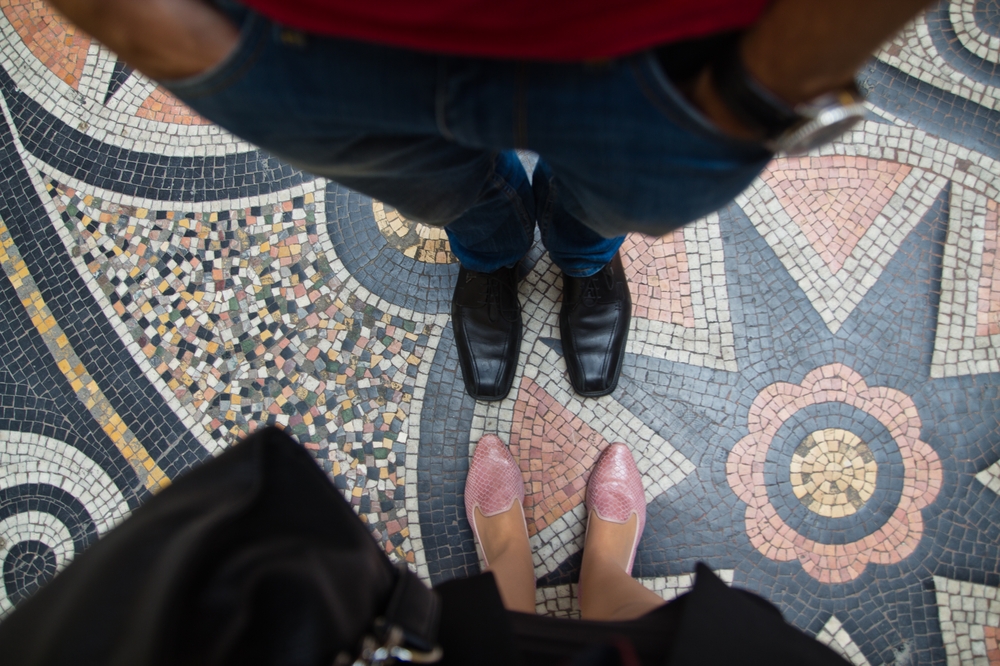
[560,253,632,397]
[451,265,522,401]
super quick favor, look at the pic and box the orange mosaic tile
[763,156,911,273]
[621,230,694,326]
[976,198,1000,337]
[986,625,1000,666]
[508,377,607,536]
[136,86,212,126]
[2,0,90,89]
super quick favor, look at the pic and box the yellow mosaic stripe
[0,219,170,492]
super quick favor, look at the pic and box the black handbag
[0,426,440,666]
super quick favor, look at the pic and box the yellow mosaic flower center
[790,428,878,518]
[373,201,456,264]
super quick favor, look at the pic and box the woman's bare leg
[579,513,665,621]
[474,501,536,613]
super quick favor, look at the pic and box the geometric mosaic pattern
[738,135,948,334]
[0,430,129,615]
[977,458,1000,497]
[932,576,1000,665]
[931,184,1000,377]
[623,213,738,371]
[816,615,873,666]
[727,364,942,584]
[1,1,999,664]
[876,1,1000,114]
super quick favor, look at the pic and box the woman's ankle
[583,512,638,573]
[475,503,529,563]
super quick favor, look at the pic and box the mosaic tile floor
[0,1,999,664]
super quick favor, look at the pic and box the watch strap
[710,39,801,138]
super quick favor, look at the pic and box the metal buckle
[345,624,443,666]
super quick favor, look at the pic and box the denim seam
[536,174,557,255]
[487,157,534,254]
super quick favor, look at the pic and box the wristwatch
[710,40,867,154]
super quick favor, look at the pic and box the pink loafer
[464,434,527,567]
[585,442,646,575]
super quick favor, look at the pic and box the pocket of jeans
[159,3,264,101]
[630,51,767,155]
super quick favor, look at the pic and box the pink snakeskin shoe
[464,434,527,567]
[585,442,646,575]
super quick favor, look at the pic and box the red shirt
[240,0,770,61]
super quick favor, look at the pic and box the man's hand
[687,0,936,141]
[44,0,239,81]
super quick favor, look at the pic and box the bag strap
[349,566,443,666]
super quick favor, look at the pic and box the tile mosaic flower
[727,363,942,583]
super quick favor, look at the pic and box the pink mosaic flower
[726,363,942,583]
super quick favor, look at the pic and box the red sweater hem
[238,0,769,61]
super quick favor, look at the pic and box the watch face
[771,102,867,155]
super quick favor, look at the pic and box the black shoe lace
[581,264,614,307]
[473,271,518,322]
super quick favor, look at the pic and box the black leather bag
[0,427,440,666]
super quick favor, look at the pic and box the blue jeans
[163,2,771,277]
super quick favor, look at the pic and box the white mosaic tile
[876,6,1000,113]
[0,6,254,156]
[933,575,1000,666]
[0,430,130,616]
[864,101,919,129]
[975,459,1000,497]
[950,0,1000,65]
[815,615,872,666]
[625,213,738,372]
[738,121,971,333]
[931,183,1000,378]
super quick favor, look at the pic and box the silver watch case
[766,89,868,155]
